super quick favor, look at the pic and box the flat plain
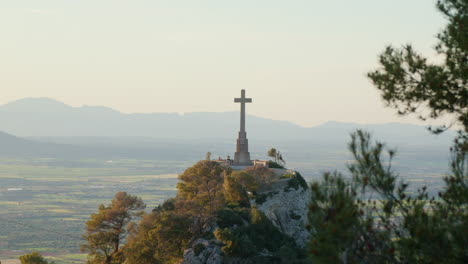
[0,158,187,264]
[0,142,451,264]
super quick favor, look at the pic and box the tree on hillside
[267,148,277,161]
[268,148,286,167]
[81,192,145,264]
[309,130,467,263]
[177,161,230,231]
[368,0,467,134]
[19,252,54,264]
[309,1,467,263]
[230,171,259,193]
[223,173,250,206]
[246,166,276,186]
[124,199,194,264]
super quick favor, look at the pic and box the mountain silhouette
[0,98,454,146]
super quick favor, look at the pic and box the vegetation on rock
[308,1,467,262]
[81,160,310,263]
[81,192,145,264]
[285,172,308,191]
[246,166,276,187]
[214,207,308,263]
[268,147,287,168]
[124,199,194,264]
[308,130,467,263]
[268,160,285,169]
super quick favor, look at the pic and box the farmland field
[0,142,451,263]
[0,158,189,264]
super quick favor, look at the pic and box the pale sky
[0,0,448,127]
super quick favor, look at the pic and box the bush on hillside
[268,160,285,169]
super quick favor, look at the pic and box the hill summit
[117,160,311,264]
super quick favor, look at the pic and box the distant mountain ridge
[0,98,455,145]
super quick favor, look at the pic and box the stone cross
[234,89,252,165]
[234,89,252,133]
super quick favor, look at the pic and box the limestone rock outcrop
[254,177,311,247]
[180,171,311,264]
[181,239,223,264]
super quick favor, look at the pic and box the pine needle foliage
[368,0,467,134]
[81,192,145,264]
[308,131,467,263]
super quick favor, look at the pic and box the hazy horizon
[0,96,454,130]
[0,0,450,128]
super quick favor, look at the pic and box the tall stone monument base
[234,131,252,165]
[234,151,251,165]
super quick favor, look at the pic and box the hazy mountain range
[0,98,456,176]
[0,98,455,143]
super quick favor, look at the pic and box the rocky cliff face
[180,172,310,264]
[181,239,223,264]
[255,178,311,247]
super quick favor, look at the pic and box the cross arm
[234,98,252,103]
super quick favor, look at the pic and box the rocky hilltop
[122,160,311,264]
[180,167,311,264]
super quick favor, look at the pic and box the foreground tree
[368,0,467,134]
[125,160,233,264]
[309,1,467,262]
[124,199,193,264]
[81,192,145,264]
[308,131,467,263]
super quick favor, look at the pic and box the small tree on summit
[81,192,145,264]
[267,148,277,162]
[268,148,286,167]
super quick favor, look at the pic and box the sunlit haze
[1,0,446,127]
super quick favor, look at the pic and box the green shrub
[285,174,308,191]
[223,174,250,207]
[215,208,302,260]
[230,206,251,220]
[254,192,274,205]
[279,173,295,179]
[153,198,176,213]
[214,228,256,257]
[268,161,285,169]
[231,171,259,192]
[294,172,308,189]
[255,193,268,204]
[248,208,297,252]
[193,243,206,256]
[245,166,276,186]
[216,208,245,228]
